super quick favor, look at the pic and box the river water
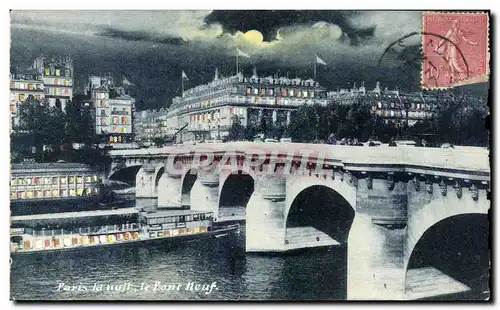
[10,228,347,301]
[10,197,489,301]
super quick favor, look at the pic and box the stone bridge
[108,142,490,300]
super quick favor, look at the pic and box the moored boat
[10,208,240,255]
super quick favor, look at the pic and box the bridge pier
[246,174,287,252]
[190,167,220,220]
[157,170,183,209]
[347,175,408,300]
[135,164,157,199]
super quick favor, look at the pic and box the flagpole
[181,73,184,96]
[236,49,239,75]
[314,58,317,81]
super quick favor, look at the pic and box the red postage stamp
[422,12,490,89]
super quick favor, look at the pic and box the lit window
[26,178,32,185]
[55,69,60,76]
[44,190,51,197]
[44,177,51,184]
[69,189,76,196]
[85,176,91,183]
[33,177,40,185]
[61,189,68,197]
[61,177,67,184]
[17,178,24,185]
[52,177,59,184]
[77,188,83,196]
[44,68,50,76]
[52,190,59,197]
[10,192,16,199]
[93,188,99,194]
[121,127,127,133]
[69,176,75,183]
[93,175,98,182]
[77,177,82,184]
[26,191,33,198]
[36,191,43,198]
[17,192,25,199]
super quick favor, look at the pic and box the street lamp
[217,118,221,140]
[208,119,212,140]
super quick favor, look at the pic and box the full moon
[243,30,264,44]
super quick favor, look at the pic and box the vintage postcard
[9,10,490,301]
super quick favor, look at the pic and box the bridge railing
[109,143,489,174]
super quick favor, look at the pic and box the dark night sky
[10,10,437,110]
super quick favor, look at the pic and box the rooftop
[11,162,98,173]
[140,209,212,218]
[11,208,139,222]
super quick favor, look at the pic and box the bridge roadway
[108,142,490,300]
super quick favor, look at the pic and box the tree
[228,115,245,141]
[288,105,316,142]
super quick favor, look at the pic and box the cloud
[196,11,422,68]
[10,10,223,43]
[348,11,422,45]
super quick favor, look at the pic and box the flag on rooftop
[122,76,134,86]
[237,48,251,58]
[182,70,189,80]
[316,55,327,66]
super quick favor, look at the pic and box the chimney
[214,68,219,81]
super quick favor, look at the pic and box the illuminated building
[32,55,74,111]
[167,70,329,142]
[327,82,439,126]
[9,71,45,132]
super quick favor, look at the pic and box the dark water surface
[10,232,347,301]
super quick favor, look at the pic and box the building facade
[327,82,439,126]
[88,76,135,145]
[167,71,329,142]
[134,108,169,146]
[33,56,74,111]
[9,71,45,132]
[10,162,102,202]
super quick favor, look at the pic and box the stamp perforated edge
[420,11,490,91]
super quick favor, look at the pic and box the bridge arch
[218,168,256,220]
[284,175,357,224]
[284,181,356,246]
[404,193,490,292]
[181,168,198,207]
[109,165,142,185]
[154,165,165,192]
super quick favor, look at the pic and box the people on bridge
[388,138,397,147]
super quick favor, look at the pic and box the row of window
[95,92,109,100]
[111,126,128,133]
[146,213,213,225]
[11,187,99,199]
[372,102,438,111]
[43,68,72,77]
[44,87,71,96]
[11,175,100,186]
[14,94,43,103]
[10,82,43,91]
[109,136,124,143]
[245,87,317,98]
[44,78,72,87]
[111,116,129,125]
